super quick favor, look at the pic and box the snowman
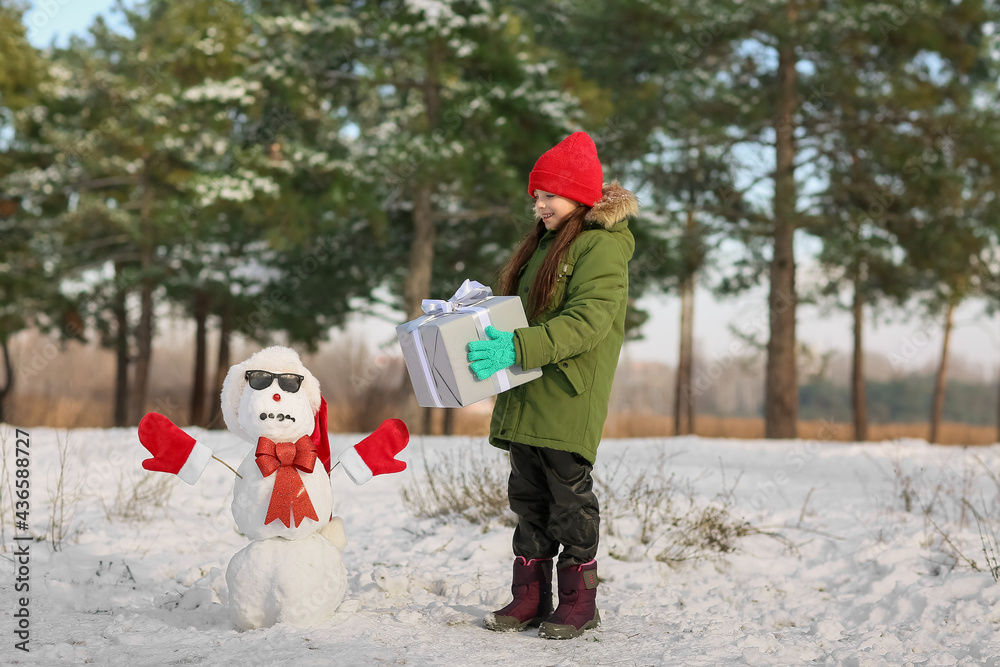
[136,346,409,630]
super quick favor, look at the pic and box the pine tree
[894,121,1000,443]
[0,0,58,423]
[3,1,275,424]
[314,1,585,432]
[541,0,1000,439]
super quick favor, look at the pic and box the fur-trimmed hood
[533,180,639,230]
[585,181,639,228]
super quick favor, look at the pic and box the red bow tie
[255,435,319,528]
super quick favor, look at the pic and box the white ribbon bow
[421,279,493,315]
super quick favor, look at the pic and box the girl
[466,131,638,639]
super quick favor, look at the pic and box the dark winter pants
[507,442,600,568]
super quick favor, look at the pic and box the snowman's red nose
[273,393,281,402]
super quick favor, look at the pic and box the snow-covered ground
[3,424,1000,666]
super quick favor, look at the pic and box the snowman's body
[229,381,334,541]
[227,533,348,630]
[221,348,348,629]
[231,452,334,541]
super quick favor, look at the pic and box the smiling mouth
[542,213,553,221]
[259,413,296,422]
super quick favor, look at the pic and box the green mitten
[467,326,516,380]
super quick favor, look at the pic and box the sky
[22,1,1000,381]
[23,0,129,48]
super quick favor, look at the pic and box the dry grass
[877,453,1000,578]
[7,387,997,444]
[8,395,114,429]
[11,390,994,444]
[444,410,997,445]
[401,446,788,565]
[701,416,998,446]
[48,431,85,551]
[861,422,997,446]
[101,471,175,522]
[400,445,515,529]
[0,430,11,552]
[594,454,787,565]
[2,326,998,444]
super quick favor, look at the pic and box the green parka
[489,181,638,463]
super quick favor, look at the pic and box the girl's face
[533,190,579,231]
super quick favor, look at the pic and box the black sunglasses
[245,370,305,393]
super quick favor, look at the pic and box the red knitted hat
[528,132,603,207]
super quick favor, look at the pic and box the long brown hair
[497,205,590,320]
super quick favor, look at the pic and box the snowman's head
[221,346,321,444]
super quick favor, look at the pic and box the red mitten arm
[339,419,409,485]
[138,413,213,485]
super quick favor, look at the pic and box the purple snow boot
[484,557,553,632]
[538,560,600,639]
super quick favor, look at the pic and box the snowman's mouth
[259,412,296,422]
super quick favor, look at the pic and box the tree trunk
[208,299,233,428]
[402,190,438,434]
[0,334,12,424]
[929,301,955,444]
[400,39,444,435]
[764,4,799,440]
[674,211,696,436]
[190,290,211,426]
[851,271,868,442]
[405,185,438,321]
[442,407,455,436]
[997,320,1000,443]
[131,185,156,425]
[132,274,155,424]
[113,261,130,427]
[403,38,443,320]
[996,360,1000,443]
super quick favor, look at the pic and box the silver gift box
[396,294,542,408]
